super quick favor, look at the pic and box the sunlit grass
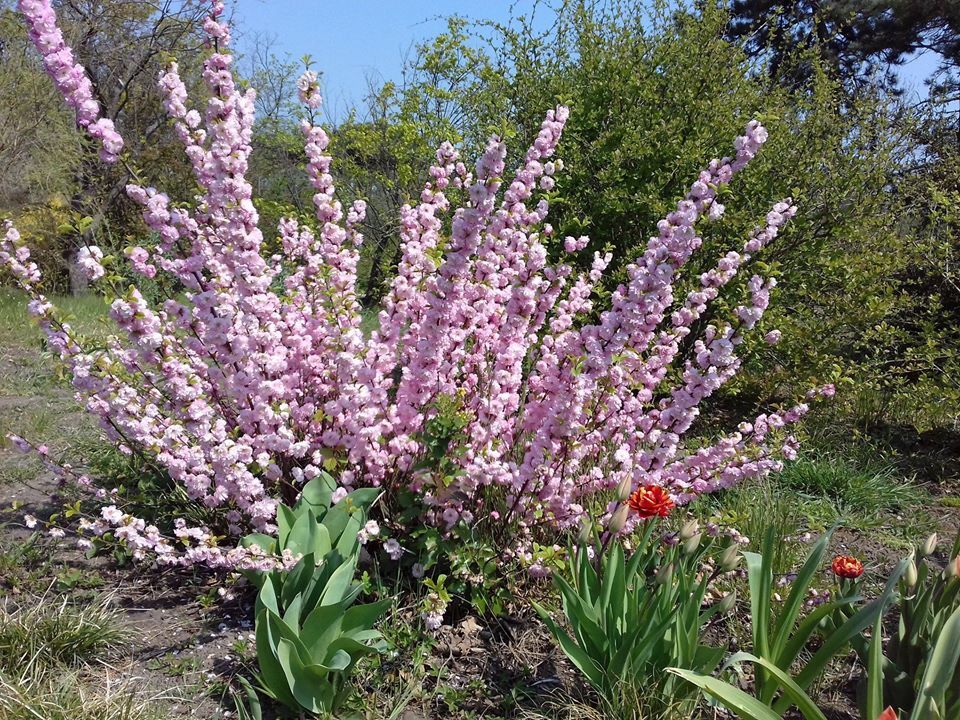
[0,595,128,671]
[777,456,922,529]
[0,287,110,347]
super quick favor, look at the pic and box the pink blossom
[0,0,832,571]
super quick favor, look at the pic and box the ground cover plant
[0,0,958,719]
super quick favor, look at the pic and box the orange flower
[876,707,897,720]
[628,485,674,519]
[831,555,864,579]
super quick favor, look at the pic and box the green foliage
[241,473,390,717]
[0,595,128,671]
[859,534,960,719]
[533,520,734,718]
[777,457,921,530]
[342,0,958,440]
[694,477,809,575]
[673,528,907,716]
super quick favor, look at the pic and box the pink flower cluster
[17,0,123,162]
[3,0,832,566]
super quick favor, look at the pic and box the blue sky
[234,0,528,119]
[233,0,941,120]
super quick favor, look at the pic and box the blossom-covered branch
[3,0,831,568]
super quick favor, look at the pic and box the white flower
[23,514,37,529]
[411,563,425,579]
[363,520,380,537]
[383,538,403,561]
[422,611,443,631]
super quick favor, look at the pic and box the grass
[0,595,128,670]
[0,288,107,488]
[0,287,109,347]
[778,457,918,519]
[0,670,178,720]
[0,534,52,592]
[693,477,810,575]
[0,593,182,720]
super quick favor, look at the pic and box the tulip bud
[904,557,918,589]
[655,562,674,586]
[679,519,699,541]
[578,518,593,545]
[945,556,960,580]
[608,504,629,535]
[720,544,741,572]
[683,532,703,556]
[717,590,737,614]
[616,476,633,502]
[921,533,938,557]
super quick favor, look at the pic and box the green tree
[354,0,958,432]
[727,0,960,94]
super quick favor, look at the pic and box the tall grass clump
[0,595,128,669]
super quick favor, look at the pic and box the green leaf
[281,553,316,610]
[532,601,605,689]
[322,505,351,545]
[276,504,296,548]
[240,532,277,555]
[327,635,382,662]
[286,509,320,556]
[335,515,363,556]
[276,637,332,714]
[725,652,828,720]
[342,599,391,634]
[744,548,772,695]
[668,667,781,720]
[257,576,280,616]
[344,487,380,513]
[774,558,908,714]
[771,529,833,661]
[320,554,360,606]
[232,675,262,720]
[914,604,960,718]
[299,473,337,509]
[865,612,886,720]
[600,543,626,630]
[299,602,346,663]
[253,608,298,709]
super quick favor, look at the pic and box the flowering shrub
[1,0,830,568]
